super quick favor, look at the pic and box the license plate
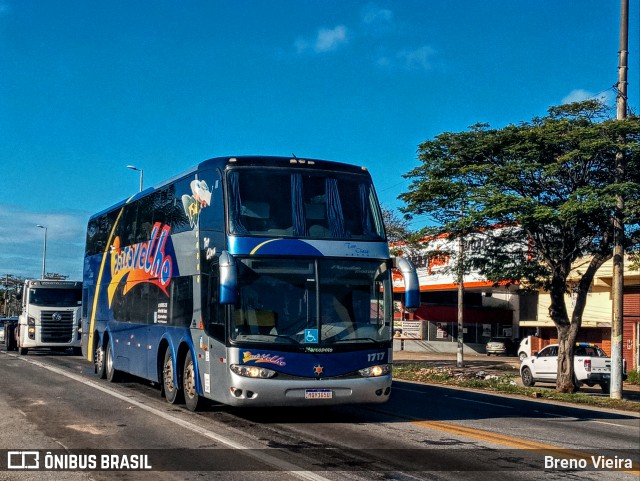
[305,389,333,400]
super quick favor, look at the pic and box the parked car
[520,342,625,393]
[485,337,517,356]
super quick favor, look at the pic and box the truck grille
[40,311,74,343]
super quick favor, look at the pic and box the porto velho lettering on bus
[108,222,174,301]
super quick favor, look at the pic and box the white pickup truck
[520,343,626,394]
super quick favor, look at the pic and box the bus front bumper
[224,374,393,407]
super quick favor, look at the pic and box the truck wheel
[600,383,610,394]
[6,327,17,351]
[162,349,182,405]
[94,341,106,379]
[521,367,535,387]
[105,339,120,382]
[183,350,202,412]
[571,376,581,393]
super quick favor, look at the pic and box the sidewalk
[392,350,640,401]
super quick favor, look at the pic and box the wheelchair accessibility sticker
[304,329,318,343]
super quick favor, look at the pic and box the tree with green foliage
[381,207,410,243]
[400,101,640,393]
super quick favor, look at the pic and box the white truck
[520,342,626,394]
[517,335,534,361]
[8,279,83,355]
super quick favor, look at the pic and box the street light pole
[127,165,144,192]
[36,224,47,279]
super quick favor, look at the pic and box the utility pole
[456,234,464,367]
[456,206,465,368]
[611,0,628,400]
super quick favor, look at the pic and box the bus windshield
[227,168,385,240]
[29,288,82,307]
[230,258,391,346]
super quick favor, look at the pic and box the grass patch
[393,363,640,413]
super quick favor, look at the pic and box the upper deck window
[227,168,385,240]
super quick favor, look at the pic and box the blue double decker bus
[82,156,419,410]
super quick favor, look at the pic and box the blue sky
[0,1,638,280]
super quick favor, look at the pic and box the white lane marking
[449,396,514,409]
[10,353,329,481]
[589,420,637,429]
[396,384,640,427]
[393,386,514,409]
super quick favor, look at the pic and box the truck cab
[14,279,83,355]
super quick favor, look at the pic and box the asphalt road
[0,349,638,481]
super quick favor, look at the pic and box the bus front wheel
[183,350,202,411]
[162,349,183,405]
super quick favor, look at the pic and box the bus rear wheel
[94,340,106,379]
[162,349,183,405]
[183,350,202,412]
[105,339,120,382]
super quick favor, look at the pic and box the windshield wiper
[235,333,300,344]
[333,337,379,343]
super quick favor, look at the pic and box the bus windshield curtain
[228,172,249,235]
[291,173,307,236]
[326,178,347,238]
[359,183,374,237]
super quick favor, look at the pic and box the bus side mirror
[392,256,420,310]
[219,251,238,305]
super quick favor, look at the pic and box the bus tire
[18,347,28,355]
[183,350,202,412]
[105,339,121,382]
[94,340,106,379]
[162,349,182,405]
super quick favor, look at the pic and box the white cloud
[375,45,436,72]
[362,5,393,25]
[562,89,615,106]
[398,46,436,71]
[295,25,348,54]
[315,25,348,53]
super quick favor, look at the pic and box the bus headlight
[230,364,277,379]
[359,364,391,377]
[28,317,36,326]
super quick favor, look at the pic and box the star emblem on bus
[313,364,324,376]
